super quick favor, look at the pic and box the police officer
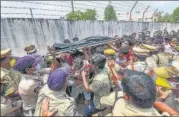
[100,70,161,116]
[34,67,81,116]
[146,52,179,69]
[1,70,23,116]
[1,48,17,69]
[24,44,37,55]
[81,54,111,116]
[13,55,44,116]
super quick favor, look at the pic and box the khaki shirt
[34,85,80,116]
[112,99,161,116]
[89,69,111,109]
[146,53,172,68]
[127,61,150,74]
[1,68,21,97]
[100,91,123,107]
[18,74,42,111]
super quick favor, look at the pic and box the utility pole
[152,8,158,22]
[71,0,74,12]
[129,1,138,21]
[109,0,111,5]
[142,5,150,22]
[29,8,34,19]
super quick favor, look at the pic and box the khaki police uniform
[89,69,111,109]
[111,98,161,116]
[100,91,161,116]
[1,69,22,116]
[24,45,37,54]
[34,85,81,116]
[146,53,179,68]
[100,91,123,107]
[18,74,43,116]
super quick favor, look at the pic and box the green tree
[66,9,97,21]
[104,5,117,21]
[160,13,173,22]
[66,10,84,21]
[157,13,173,22]
[83,9,97,20]
[172,6,179,23]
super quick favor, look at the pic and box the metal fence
[1,1,163,21]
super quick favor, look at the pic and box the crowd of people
[1,29,179,116]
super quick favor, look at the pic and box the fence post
[29,8,34,19]
[152,8,158,22]
[71,0,74,12]
[129,1,138,21]
[142,5,150,22]
[109,0,111,5]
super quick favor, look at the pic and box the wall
[1,18,179,57]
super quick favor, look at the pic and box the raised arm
[108,43,119,52]
[47,46,57,71]
[153,101,179,116]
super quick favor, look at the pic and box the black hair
[0,57,7,62]
[115,39,122,48]
[63,39,71,44]
[71,50,83,58]
[132,33,136,35]
[119,47,129,55]
[114,35,118,38]
[73,37,79,42]
[89,54,106,69]
[73,57,83,70]
[121,71,156,108]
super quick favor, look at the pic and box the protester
[103,48,124,91]
[115,47,128,67]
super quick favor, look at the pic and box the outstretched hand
[81,70,87,79]
[41,97,58,117]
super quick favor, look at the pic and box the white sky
[1,1,179,20]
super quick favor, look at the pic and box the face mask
[67,80,75,86]
[36,63,41,72]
